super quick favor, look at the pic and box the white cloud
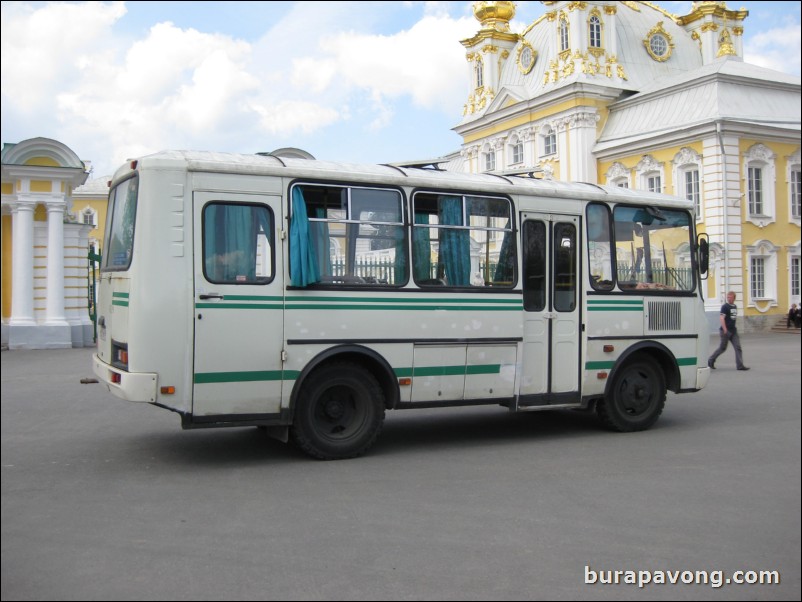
[744,24,802,76]
[1,1,127,112]
[310,15,477,113]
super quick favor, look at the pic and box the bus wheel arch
[290,360,386,460]
[289,345,399,412]
[598,344,674,432]
[605,342,681,396]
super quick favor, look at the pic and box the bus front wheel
[597,357,666,432]
[291,363,385,460]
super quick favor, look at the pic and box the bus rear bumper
[696,366,711,390]
[93,354,158,403]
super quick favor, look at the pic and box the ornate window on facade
[559,14,570,53]
[509,136,523,165]
[588,11,604,57]
[517,40,536,75]
[605,162,630,188]
[475,57,484,90]
[746,240,780,305]
[636,155,664,194]
[787,149,801,222]
[542,127,556,156]
[744,143,776,225]
[485,150,496,171]
[672,148,703,221]
[643,22,674,62]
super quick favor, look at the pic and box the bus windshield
[614,205,694,291]
[102,175,139,271]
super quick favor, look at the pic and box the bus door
[519,213,581,406]
[192,192,284,421]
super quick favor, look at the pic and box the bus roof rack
[493,168,545,178]
[387,158,449,170]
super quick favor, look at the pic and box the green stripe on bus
[194,370,300,384]
[196,297,522,311]
[587,300,643,311]
[585,357,697,370]
[394,364,501,378]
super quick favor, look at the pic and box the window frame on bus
[288,180,409,289]
[610,203,697,295]
[201,200,276,286]
[101,173,139,272]
[411,189,518,291]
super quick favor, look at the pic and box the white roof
[119,149,693,210]
[596,56,801,153]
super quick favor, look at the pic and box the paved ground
[2,334,800,601]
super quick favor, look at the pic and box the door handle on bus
[199,293,224,300]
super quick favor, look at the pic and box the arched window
[475,57,484,89]
[542,126,556,156]
[509,135,523,165]
[559,15,569,52]
[672,148,703,220]
[744,143,776,226]
[81,206,98,228]
[589,14,602,48]
[787,148,801,223]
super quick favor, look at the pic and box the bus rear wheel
[597,357,666,432]
[291,363,385,460]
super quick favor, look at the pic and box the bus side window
[203,203,274,284]
[523,221,547,311]
[587,203,613,290]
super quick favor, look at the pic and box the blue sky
[1,1,800,179]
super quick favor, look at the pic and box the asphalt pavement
[2,334,800,601]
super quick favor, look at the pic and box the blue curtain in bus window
[311,208,332,278]
[204,204,256,282]
[439,196,470,286]
[393,226,406,285]
[493,220,514,283]
[413,213,432,281]
[290,187,320,286]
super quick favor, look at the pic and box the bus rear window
[102,175,139,271]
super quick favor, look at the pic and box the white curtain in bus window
[204,203,273,284]
[613,206,694,291]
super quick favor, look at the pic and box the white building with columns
[452,1,801,331]
[1,137,94,349]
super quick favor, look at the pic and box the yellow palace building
[452,1,801,331]
[1,137,105,349]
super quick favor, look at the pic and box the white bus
[92,151,711,459]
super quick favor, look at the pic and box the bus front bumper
[93,354,158,403]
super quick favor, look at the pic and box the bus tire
[597,357,666,432]
[291,363,385,460]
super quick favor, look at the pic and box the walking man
[708,291,750,371]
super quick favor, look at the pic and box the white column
[10,201,36,326]
[45,201,68,325]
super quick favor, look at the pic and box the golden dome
[473,1,516,32]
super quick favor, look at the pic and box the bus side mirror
[697,234,709,277]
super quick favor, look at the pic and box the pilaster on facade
[701,131,744,302]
